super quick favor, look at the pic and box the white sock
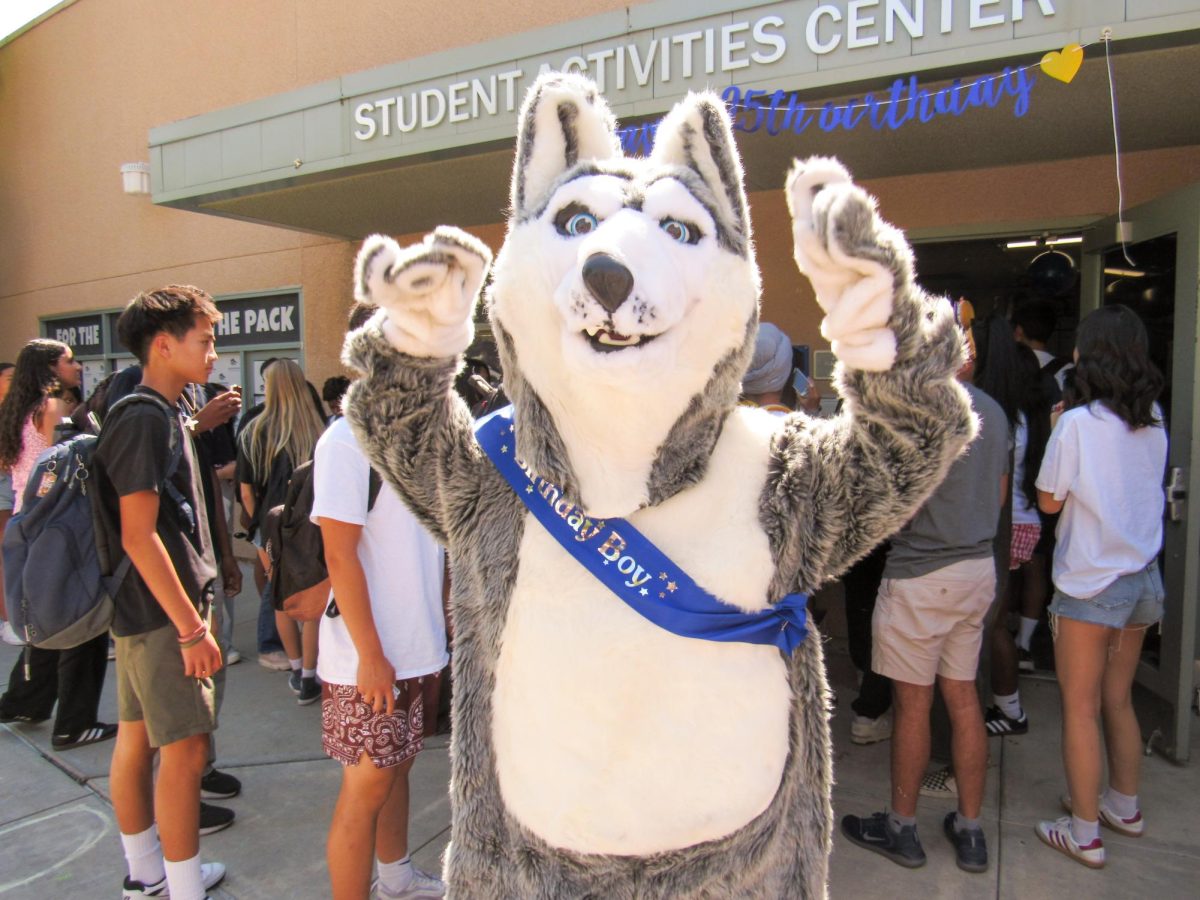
[993,691,1023,720]
[1016,616,1038,651]
[121,824,165,886]
[1103,786,1139,818]
[1071,815,1100,845]
[288,658,302,672]
[377,855,413,892]
[164,854,205,900]
[301,667,316,680]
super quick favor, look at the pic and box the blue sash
[475,406,807,655]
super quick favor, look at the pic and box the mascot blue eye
[661,219,700,245]
[567,212,598,235]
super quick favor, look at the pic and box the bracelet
[177,622,207,645]
[180,631,208,650]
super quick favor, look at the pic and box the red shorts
[320,675,434,769]
[1009,523,1042,571]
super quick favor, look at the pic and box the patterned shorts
[320,676,428,769]
[1009,523,1042,570]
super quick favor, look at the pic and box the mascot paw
[786,157,900,372]
[354,226,493,359]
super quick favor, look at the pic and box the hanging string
[1102,28,1135,266]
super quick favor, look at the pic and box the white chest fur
[492,408,793,855]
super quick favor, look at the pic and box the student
[1034,305,1167,869]
[0,340,114,747]
[0,360,21,646]
[314,302,448,900]
[842,338,1010,874]
[94,286,228,900]
[237,359,326,700]
[980,338,1053,736]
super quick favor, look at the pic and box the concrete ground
[2,567,1198,898]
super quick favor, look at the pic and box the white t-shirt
[1033,348,1072,392]
[1036,402,1167,598]
[311,417,447,685]
[1011,414,1040,526]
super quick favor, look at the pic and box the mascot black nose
[582,253,634,314]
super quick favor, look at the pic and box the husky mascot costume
[342,73,974,898]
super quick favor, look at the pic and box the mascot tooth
[343,72,976,898]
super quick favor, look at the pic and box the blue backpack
[2,393,186,649]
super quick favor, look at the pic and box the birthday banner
[617,43,1085,154]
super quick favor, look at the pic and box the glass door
[1081,183,1200,763]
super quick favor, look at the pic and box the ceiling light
[1104,267,1145,278]
[1046,235,1083,245]
[1005,239,1038,249]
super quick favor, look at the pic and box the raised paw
[786,157,900,371]
[354,226,493,359]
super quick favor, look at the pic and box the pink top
[11,415,50,514]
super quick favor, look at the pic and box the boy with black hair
[95,285,229,900]
[314,300,448,899]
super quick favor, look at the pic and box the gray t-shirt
[884,382,1010,580]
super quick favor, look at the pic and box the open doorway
[912,234,1081,358]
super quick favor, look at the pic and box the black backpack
[1040,356,1072,406]
[262,461,381,620]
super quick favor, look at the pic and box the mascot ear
[649,93,750,257]
[512,72,621,221]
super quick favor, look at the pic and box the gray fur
[343,77,974,900]
[676,102,750,257]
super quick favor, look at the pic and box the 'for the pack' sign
[215,293,301,347]
[48,314,104,356]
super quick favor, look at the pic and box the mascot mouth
[582,326,659,353]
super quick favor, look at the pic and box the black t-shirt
[236,433,294,538]
[93,387,217,637]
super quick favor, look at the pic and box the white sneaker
[1,620,23,646]
[122,861,226,897]
[257,650,291,671]
[372,865,446,899]
[850,714,892,745]
[1036,817,1105,868]
[1060,793,1145,837]
[224,647,241,665]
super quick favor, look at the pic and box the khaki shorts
[115,620,217,749]
[872,557,996,686]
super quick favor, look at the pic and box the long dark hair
[0,339,70,470]
[1014,343,1052,507]
[1071,305,1163,429]
[972,313,1022,431]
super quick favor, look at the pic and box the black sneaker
[1017,648,1035,673]
[199,802,235,836]
[841,811,926,868]
[943,812,988,873]
[51,722,117,750]
[984,705,1028,736]
[297,676,321,706]
[200,768,242,799]
[288,670,302,695]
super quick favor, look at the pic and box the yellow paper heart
[1041,44,1084,83]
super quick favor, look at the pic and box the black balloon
[1028,249,1078,297]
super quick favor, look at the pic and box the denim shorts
[1049,564,1164,631]
[0,469,13,513]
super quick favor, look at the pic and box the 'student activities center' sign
[351,0,1060,142]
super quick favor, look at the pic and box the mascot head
[490,73,760,518]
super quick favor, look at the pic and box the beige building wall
[0,0,642,385]
[3,0,1199,388]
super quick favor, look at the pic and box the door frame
[1082,183,1200,763]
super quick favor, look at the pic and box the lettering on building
[352,1,1056,142]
